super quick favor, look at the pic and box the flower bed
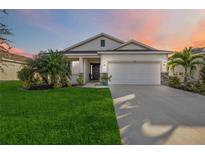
[167,76,205,96]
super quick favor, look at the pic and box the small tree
[17,66,34,88]
[168,47,204,82]
[34,49,71,87]
[18,49,71,88]
[76,74,84,85]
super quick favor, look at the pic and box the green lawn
[0,81,121,144]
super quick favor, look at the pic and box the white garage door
[108,62,161,85]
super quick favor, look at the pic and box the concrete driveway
[109,85,205,145]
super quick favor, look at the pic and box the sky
[1,9,205,57]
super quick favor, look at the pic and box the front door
[90,64,100,80]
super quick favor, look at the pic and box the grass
[0,81,121,144]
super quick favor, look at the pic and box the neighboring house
[192,47,205,55]
[62,33,171,85]
[0,49,28,80]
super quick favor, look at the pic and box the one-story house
[62,33,171,85]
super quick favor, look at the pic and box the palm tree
[36,49,71,86]
[167,47,204,82]
[21,49,71,87]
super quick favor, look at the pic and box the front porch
[68,57,101,85]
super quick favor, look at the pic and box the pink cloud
[108,10,205,51]
[107,10,168,49]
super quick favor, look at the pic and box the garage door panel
[108,62,160,85]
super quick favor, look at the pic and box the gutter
[64,53,99,56]
[97,51,171,54]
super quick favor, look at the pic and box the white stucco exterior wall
[0,60,25,80]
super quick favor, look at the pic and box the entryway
[90,63,100,80]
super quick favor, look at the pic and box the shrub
[100,73,112,86]
[201,83,205,92]
[33,75,43,84]
[182,82,199,92]
[100,73,112,81]
[66,79,72,87]
[195,82,205,93]
[59,76,71,87]
[17,67,34,88]
[179,81,205,93]
[200,64,205,83]
[168,76,180,88]
[18,49,71,89]
[76,74,84,85]
[53,78,63,88]
[161,72,169,85]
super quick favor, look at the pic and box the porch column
[79,57,85,84]
[100,57,108,81]
[79,57,84,73]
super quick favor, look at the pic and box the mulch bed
[27,83,53,90]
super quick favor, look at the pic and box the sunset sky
[2,9,205,57]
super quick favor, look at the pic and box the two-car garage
[108,62,161,85]
[100,53,168,85]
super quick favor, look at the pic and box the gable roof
[113,40,156,51]
[192,47,205,55]
[61,33,173,55]
[62,33,125,52]
[0,48,30,62]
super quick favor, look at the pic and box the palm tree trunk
[184,67,188,83]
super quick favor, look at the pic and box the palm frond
[191,61,205,66]
[167,46,205,82]
[191,54,204,61]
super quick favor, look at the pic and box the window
[71,61,79,74]
[100,40,105,47]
